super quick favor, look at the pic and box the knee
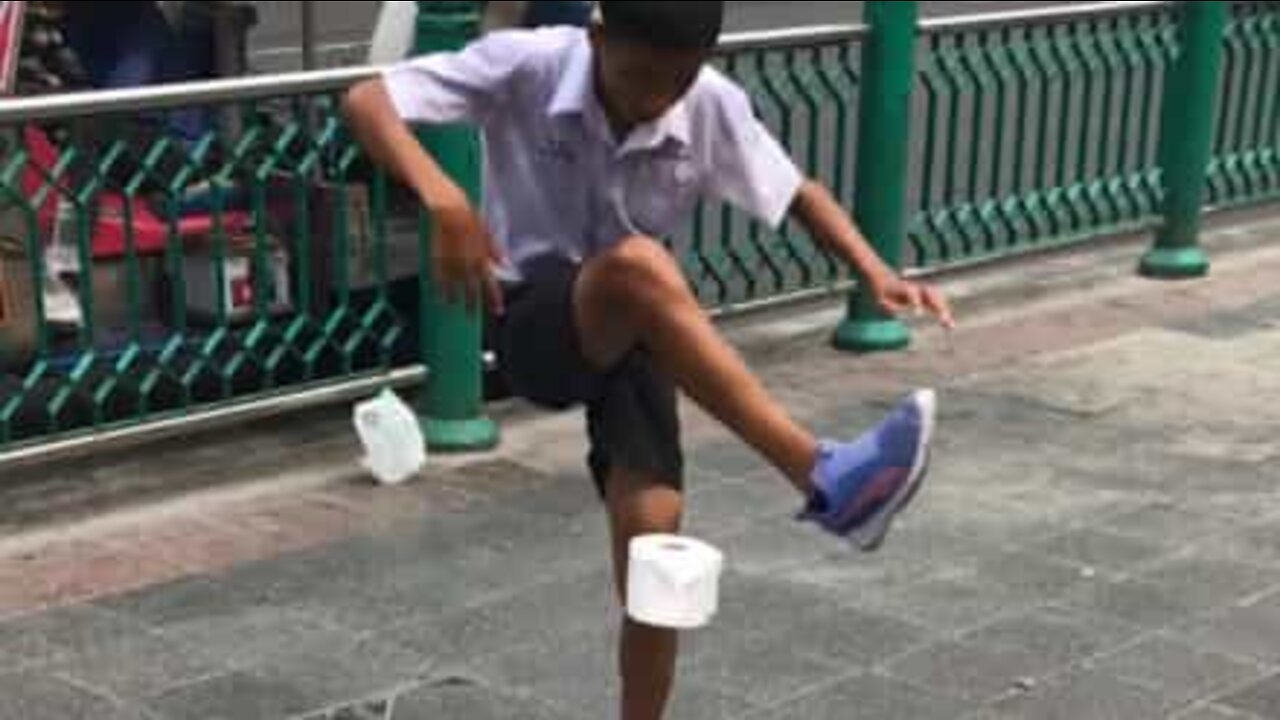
[592,236,690,304]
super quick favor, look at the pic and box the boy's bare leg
[576,235,818,495]
[607,469,683,720]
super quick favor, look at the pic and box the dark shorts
[494,255,683,499]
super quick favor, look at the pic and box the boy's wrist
[863,264,900,293]
[419,181,469,215]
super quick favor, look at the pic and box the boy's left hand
[872,276,956,329]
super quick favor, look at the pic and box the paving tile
[711,519,848,572]
[684,478,803,537]
[983,668,1170,720]
[0,672,154,720]
[887,640,1059,704]
[1216,672,1280,719]
[1169,704,1265,720]
[95,576,241,630]
[0,540,186,611]
[14,606,172,671]
[249,633,429,711]
[857,575,1032,635]
[752,672,971,720]
[1060,577,1211,630]
[1179,592,1280,665]
[756,602,928,669]
[960,606,1140,669]
[0,613,66,672]
[967,550,1092,605]
[1100,502,1239,545]
[386,680,564,720]
[1134,556,1279,611]
[46,625,225,702]
[155,606,356,670]
[1205,523,1280,570]
[145,671,317,720]
[374,569,618,667]
[474,630,756,720]
[301,697,393,720]
[682,630,844,708]
[687,440,772,481]
[779,525,987,597]
[1028,528,1172,575]
[1090,635,1266,709]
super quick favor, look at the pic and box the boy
[344,3,954,718]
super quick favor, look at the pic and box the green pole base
[1139,247,1211,280]
[832,317,912,354]
[423,416,500,453]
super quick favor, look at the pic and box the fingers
[907,284,926,317]
[876,282,924,316]
[922,285,956,329]
[482,234,507,315]
[878,280,956,330]
[486,233,506,265]
[433,255,501,315]
[428,200,501,313]
[485,270,505,317]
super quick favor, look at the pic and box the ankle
[789,438,827,498]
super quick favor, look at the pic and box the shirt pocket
[624,157,701,237]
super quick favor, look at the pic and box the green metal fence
[0,77,423,451]
[1207,1,1280,209]
[1,1,1278,458]
[677,27,863,311]
[908,4,1178,269]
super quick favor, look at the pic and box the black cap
[599,1,725,50]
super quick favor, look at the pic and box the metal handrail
[0,66,382,124]
[920,1,1176,34]
[0,2,1181,126]
[0,22,875,125]
[716,24,869,54]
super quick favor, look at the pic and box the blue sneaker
[800,389,936,551]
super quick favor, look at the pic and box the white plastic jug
[367,0,417,65]
[354,389,426,486]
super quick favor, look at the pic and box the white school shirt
[382,27,804,279]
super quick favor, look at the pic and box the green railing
[908,4,1177,269]
[1,1,1278,458]
[0,76,417,451]
[0,5,499,459]
[1207,1,1280,209]
[679,26,863,311]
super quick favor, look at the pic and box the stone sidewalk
[4,220,1280,719]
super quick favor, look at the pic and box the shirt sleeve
[380,31,531,126]
[703,82,805,229]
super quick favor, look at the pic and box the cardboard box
[270,181,419,311]
[182,234,291,323]
[0,236,36,369]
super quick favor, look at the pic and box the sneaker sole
[849,389,936,552]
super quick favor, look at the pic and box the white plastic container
[354,389,427,486]
[367,1,417,65]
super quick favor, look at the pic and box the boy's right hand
[428,191,505,315]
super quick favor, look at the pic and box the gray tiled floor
[7,253,1280,719]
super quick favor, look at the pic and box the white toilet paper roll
[627,535,725,630]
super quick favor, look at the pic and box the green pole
[413,0,499,452]
[1140,1,1228,280]
[833,0,920,353]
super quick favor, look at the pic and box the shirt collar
[547,33,693,153]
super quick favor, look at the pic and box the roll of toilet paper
[627,535,725,630]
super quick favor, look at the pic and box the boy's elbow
[341,79,384,125]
